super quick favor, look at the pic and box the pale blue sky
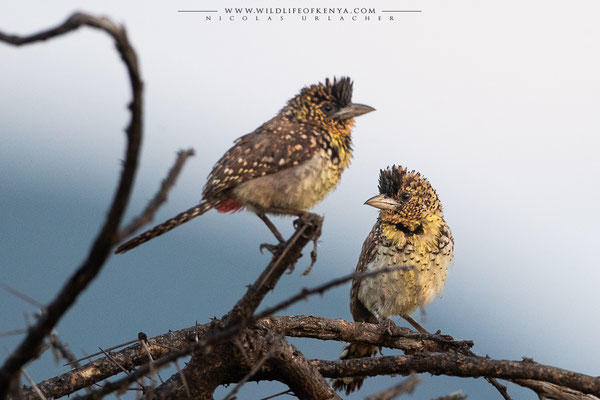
[1,1,599,398]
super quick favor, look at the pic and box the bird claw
[259,242,284,255]
[379,318,397,337]
[296,213,323,276]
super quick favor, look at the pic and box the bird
[332,165,454,394]
[115,77,374,254]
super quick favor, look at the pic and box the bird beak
[364,194,400,211]
[332,103,375,120]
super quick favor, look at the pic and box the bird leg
[256,212,285,243]
[256,212,287,256]
[256,208,323,275]
[403,315,429,334]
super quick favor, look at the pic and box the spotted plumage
[332,166,454,395]
[116,77,374,254]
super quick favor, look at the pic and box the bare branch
[259,390,293,400]
[254,267,409,320]
[0,283,45,310]
[65,339,139,367]
[315,353,600,397]
[21,369,46,400]
[117,148,195,242]
[432,391,467,400]
[71,220,322,399]
[225,214,323,325]
[513,379,600,400]
[261,315,473,354]
[14,315,472,399]
[366,374,421,400]
[48,333,78,367]
[267,336,340,400]
[0,329,27,338]
[174,361,191,400]
[20,315,599,400]
[223,341,276,400]
[98,347,146,389]
[0,12,143,397]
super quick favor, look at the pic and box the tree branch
[316,354,600,397]
[0,12,143,398]
[365,374,421,400]
[267,336,340,400]
[513,379,600,400]
[224,214,323,325]
[117,148,195,242]
[19,315,597,400]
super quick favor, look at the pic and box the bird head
[365,166,444,236]
[282,77,374,132]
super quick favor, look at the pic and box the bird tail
[331,342,379,395]
[115,202,213,254]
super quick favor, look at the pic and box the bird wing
[203,117,331,199]
[349,222,381,324]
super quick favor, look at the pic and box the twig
[223,344,275,400]
[0,329,27,338]
[98,347,146,389]
[117,148,195,242]
[254,266,408,320]
[484,377,512,400]
[174,360,191,399]
[0,283,45,310]
[0,12,143,398]
[21,368,46,400]
[366,374,421,400]
[48,333,78,366]
[432,391,468,400]
[65,338,139,366]
[140,338,164,384]
[259,389,293,400]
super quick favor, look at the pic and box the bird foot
[378,318,397,337]
[259,242,285,255]
[259,241,300,274]
[294,212,323,276]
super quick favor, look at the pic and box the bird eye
[321,103,334,114]
[400,192,411,201]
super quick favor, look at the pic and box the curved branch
[0,12,143,397]
[315,354,600,397]
[267,336,340,400]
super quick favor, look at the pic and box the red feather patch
[215,198,243,213]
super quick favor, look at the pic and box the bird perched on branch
[115,77,374,254]
[332,165,454,394]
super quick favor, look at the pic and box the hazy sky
[1,1,599,399]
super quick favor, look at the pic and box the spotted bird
[116,77,374,254]
[333,165,454,394]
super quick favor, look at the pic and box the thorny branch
[16,313,600,399]
[116,148,195,242]
[0,12,143,398]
